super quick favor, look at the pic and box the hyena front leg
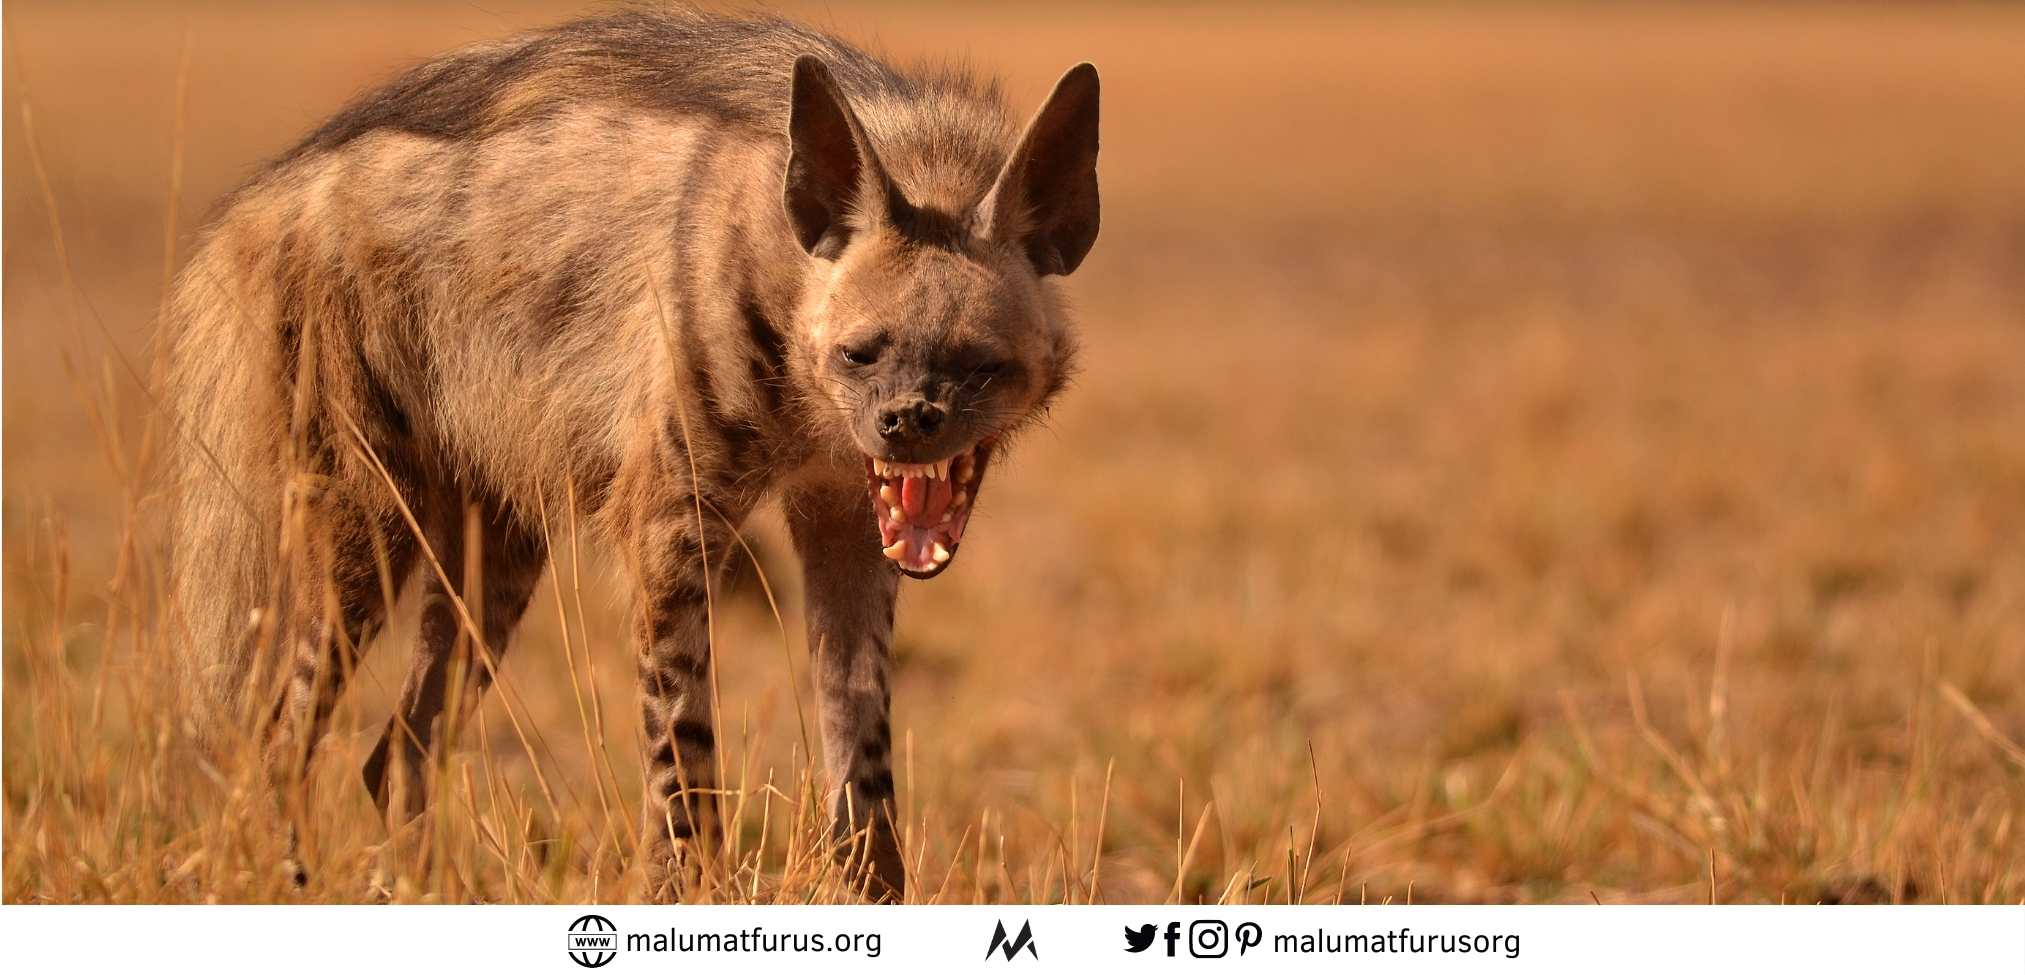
[630,503,735,902]
[787,484,905,901]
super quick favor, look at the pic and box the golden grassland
[4,2,2023,903]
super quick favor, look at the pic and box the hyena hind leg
[787,485,906,902]
[362,492,548,824]
[260,495,419,886]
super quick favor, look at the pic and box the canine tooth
[933,458,951,480]
[931,542,951,563]
[879,484,898,505]
[874,459,891,476]
[882,540,908,560]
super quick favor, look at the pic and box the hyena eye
[969,360,1010,381]
[838,343,881,367]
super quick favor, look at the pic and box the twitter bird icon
[1123,923,1158,953]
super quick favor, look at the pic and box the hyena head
[782,57,1099,579]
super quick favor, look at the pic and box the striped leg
[264,501,412,773]
[261,492,416,886]
[787,484,905,901]
[363,492,547,822]
[632,508,729,902]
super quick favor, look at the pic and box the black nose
[877,397,946,442]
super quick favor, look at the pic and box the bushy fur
[164,7,1097,899]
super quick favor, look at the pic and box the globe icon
[566,914,619,968]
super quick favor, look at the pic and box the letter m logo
[985,920,1039,960]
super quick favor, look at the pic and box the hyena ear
[980,63,1101,276]
[784,55,890,259]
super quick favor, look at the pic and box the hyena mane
[165,6,1097,900]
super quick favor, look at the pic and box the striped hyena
[165,10,1097,901]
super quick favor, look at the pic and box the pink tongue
[897,476,954,524]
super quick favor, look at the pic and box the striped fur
[164,8,1098,901]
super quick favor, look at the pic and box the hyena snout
[874,393,947,446]
[857,383,1001,579]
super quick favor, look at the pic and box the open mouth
[865,437,996,579]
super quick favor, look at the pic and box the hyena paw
[642,840,709,903]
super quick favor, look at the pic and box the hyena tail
[163,227,289,735]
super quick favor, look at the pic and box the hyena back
[165,10,1097,901]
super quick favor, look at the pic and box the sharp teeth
[931,542,951,564]
[874,459,892,476]
[952,489,968,507]
[933,458,951,480]
[888,506,903,522]
[879,485,898,505]
[882,540,908,560]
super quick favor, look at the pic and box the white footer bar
[1,904,2019,973]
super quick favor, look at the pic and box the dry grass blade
[1939,682,2025,774]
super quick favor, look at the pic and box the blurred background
[5,2,2022,903]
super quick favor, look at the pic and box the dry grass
[5,1,2024,904]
